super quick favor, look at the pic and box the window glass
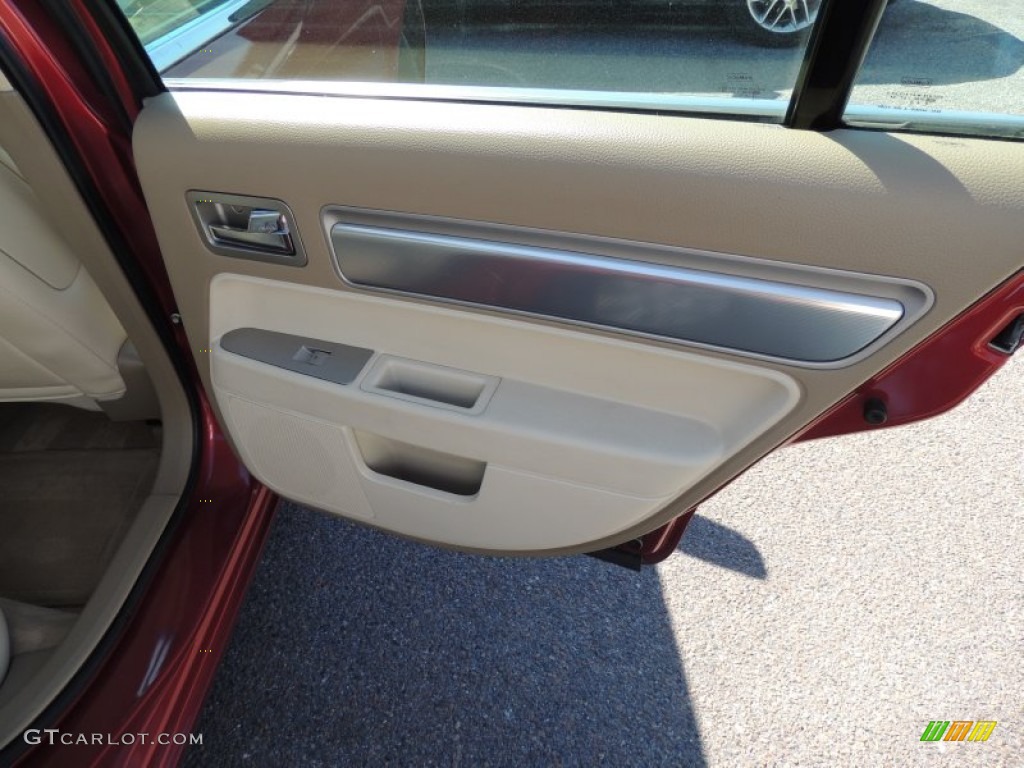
[846,0,1024,138]
[118,0,233,45]
[117,0,825,119]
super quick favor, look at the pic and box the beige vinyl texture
[210,275,799,549]
[134,90,1024,554]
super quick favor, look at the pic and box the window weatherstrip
[843,104,1024,140]
[162,78,790,120]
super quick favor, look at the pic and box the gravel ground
[185,354,1023,767]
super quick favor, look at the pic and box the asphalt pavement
[184,355,1022,767]
[183,2,1022,765]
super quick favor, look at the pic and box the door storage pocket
[359,355,498,414]
[354,430,486,497]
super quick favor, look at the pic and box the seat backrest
[0,152,127,404]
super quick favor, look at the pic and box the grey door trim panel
[323,207,933,367]
[220,328,374,385]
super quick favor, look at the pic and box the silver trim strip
[844,104,1024,140]
[162,78,790,120]
[329,221,907,364]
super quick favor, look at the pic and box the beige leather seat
[0,150,126,405]
[0,599,77,691]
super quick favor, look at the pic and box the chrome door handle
[187,191,306,266]
[208,225,292,252]
[208,210,292,253]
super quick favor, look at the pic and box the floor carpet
[0,403,159,606]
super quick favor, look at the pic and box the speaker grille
[223,395,373,519]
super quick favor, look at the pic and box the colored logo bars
[920,721,997,742]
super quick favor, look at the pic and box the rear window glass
[845,0,1024,139]
[117,0,825,119]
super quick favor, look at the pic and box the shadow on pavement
[677,515,766,580]
[859,1,1024,87]
[422,1,1022,96]
[186,502,706,767]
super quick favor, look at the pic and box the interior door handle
[187,191,306,266]
[209,211,293,253]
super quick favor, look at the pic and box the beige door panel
[209,275,798,549]
[133,91,1024,554]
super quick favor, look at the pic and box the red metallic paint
[654,272,1024,566]
[71,1,139,116]
[795,272,1024,442]
[632,273,1024,565]
[37,403,276,768]
[606,510,698,566]
[0,3,276,766]
[1,0,1022,760]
